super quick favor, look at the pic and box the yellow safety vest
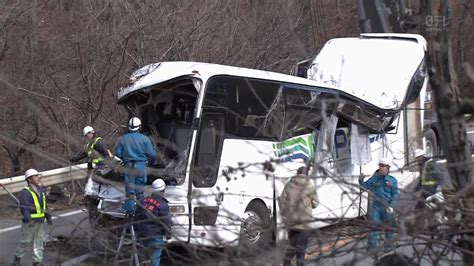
[23,187,46,219]
[421,159,437,186]
[86,137,104,165]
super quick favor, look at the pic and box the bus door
[188,110,227,245]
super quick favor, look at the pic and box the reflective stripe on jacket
[421,159,439,186]
[87,137,105,165]
[23,187,46,218]
[137,194,173,237]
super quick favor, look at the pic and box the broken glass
[119,79,199,184]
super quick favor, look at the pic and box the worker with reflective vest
[70,126,112,170]
[13,169,52,266]
[70,126,112,220]
[414,149,443,209]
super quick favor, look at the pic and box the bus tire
[238,201,272,257]
[424,129,439,158]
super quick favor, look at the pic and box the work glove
[386,207,394,215]
[113,156,122,163]
[123,198,137,214]
[47,217,53,226]
[166,233,172,240]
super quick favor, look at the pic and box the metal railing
[0,164,88,196]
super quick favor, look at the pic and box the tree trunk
[425,2,474,264]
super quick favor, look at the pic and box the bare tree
[421,1,474,265]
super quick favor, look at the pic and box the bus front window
[120,79,199,184]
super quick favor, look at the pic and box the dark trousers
[283,229,309,266]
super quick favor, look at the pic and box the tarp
[351,123,372,165]
[314,115,339,169]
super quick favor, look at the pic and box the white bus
[95,34,427,252]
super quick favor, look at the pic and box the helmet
[25,169,41,180]
[82,126,95,136]
[379,158,391,167]
[151,179,166,192]
[128,117,141,131]
[414,148,426,158]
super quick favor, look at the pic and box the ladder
[113,215,140,266]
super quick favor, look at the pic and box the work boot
[12,257,20,266]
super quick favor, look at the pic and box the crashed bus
[89,33,428,251]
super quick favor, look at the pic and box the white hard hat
[379,158,391,167]
[151,179,166,192]
[414,148,426,158]
[82,126,95,136]
[128,117,141,131]
[25,169,41,180]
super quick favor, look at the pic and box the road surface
[0,181,464,265]
[0,208,88,265]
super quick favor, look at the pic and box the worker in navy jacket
[14,169,52,266]
[137,179,172,266]
[115,117,156,212]
[359,159,399,251]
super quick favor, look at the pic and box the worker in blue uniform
[359,158,399,251]
[115,117,156,213]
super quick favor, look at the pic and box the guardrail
[0,164,88,196]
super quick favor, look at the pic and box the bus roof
[117,61,338,101]
[308,34,426,110]
[119,42,424,112]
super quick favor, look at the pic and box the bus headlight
[170,205,186,214]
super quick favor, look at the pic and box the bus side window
[192,112,225,187]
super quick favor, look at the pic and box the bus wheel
[424,129,439,158]
[238,201,272,256]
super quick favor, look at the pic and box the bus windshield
[119,78,199,184]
